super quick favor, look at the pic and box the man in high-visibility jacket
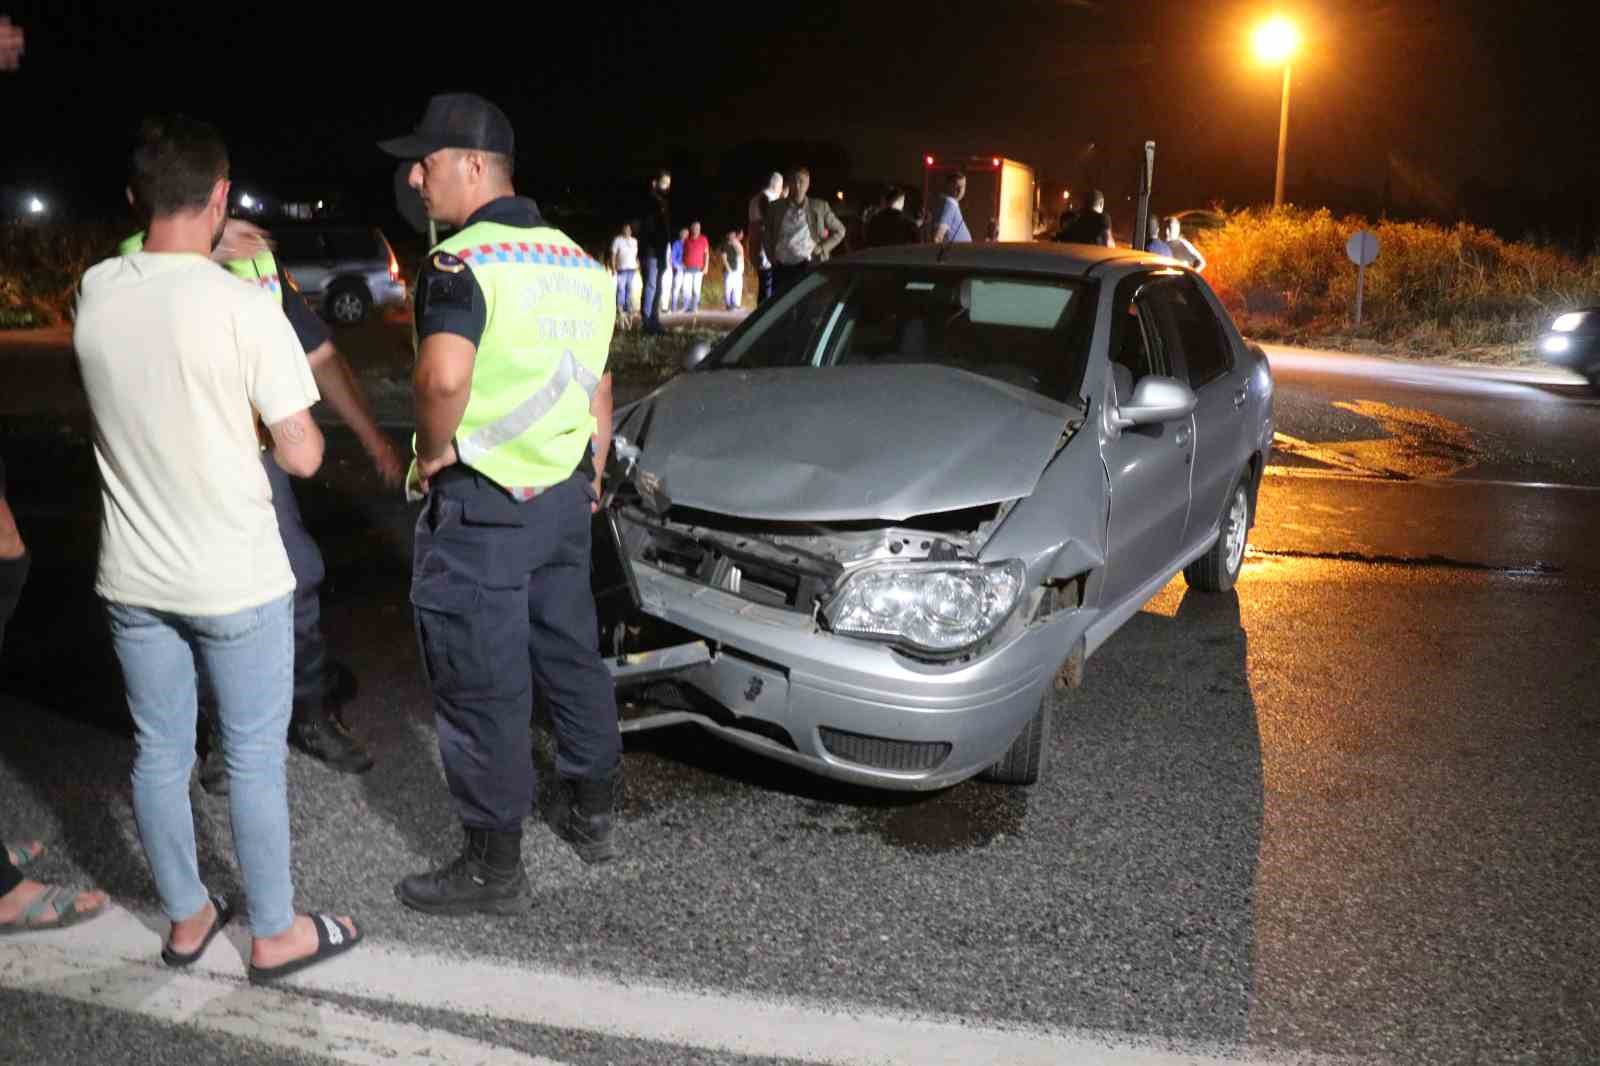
[379,93,620,917]
[116,225,403,789]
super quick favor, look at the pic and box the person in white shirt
[1163,216,1208,272]
[609,222,639,323]
[72,114,362,984]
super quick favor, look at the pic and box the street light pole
[1253,14,1300,210]
[1274,61,1291,208]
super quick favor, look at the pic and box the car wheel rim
[1224,486,1249,574]
[332,294,362,322]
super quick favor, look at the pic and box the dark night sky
[3,1,1597,239]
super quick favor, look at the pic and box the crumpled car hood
[622,365,1072,522]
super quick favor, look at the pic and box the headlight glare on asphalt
[825,560,1026,654]
[1551,312,1586,333]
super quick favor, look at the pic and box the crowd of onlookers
[605,165,1206,329]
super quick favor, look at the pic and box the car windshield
[708,266,1094,402]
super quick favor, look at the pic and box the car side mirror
[1110,374,1197,430]
[682,339,713,372]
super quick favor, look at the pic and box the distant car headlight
[823,560,1026,655]
[1551,312,1587,333]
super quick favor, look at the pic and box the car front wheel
[325,284,370,325]
[1184,473,1252,593]
[978,693,1051,786]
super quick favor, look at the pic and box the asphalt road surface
[0,337,1596,1065]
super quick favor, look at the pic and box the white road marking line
[1,904,1343,1066]
[2,933,557,1065]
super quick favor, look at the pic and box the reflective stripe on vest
[456,350,602,466]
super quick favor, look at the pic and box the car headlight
[1541,335,1571,355]
[823,560,1027,655]
[1551,312,1587,333]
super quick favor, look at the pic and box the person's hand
[414,441,458,495]
[212,219,272,263]
[590,473,603,513]
[0,17,24,71]
[366,434,406,489]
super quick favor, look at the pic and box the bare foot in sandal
[0,879,109,933]
[250,913,359,970]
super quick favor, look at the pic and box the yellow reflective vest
[118,232,281,295]
[419,220,613,496]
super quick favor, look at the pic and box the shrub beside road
[1199,206,1600,363]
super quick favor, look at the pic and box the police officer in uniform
[379,93,622,916]
[116,225,401,789]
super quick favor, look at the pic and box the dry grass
[1200,207,1600,361]
[0,222,126,327]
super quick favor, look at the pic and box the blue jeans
[640,253,664,330]
[615,269,636,314]
[107,594,296,937]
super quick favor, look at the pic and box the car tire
[978,694,1051,786]
[325,284,370,326]
[1184,472,1252,593]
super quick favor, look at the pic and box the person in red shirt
[680,221,711,312]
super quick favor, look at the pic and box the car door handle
[1232,388,1248,409]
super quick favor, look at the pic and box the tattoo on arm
[277,416,308,443]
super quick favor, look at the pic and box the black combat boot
[289,697,374,774]
[558,772,621,865]
[395,827,531,916]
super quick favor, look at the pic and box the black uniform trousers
[411,468,620,834]
[196,454,326,730]
[261,452,328,705]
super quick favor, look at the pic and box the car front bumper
[624,561,1089,790]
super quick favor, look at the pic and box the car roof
[835,241,1176,278]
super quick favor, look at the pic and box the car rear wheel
[325,284,370,325]
[978,694,1051,785]
[1184,473,1251,593]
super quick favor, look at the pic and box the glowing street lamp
[1253,15,1301,208]
[25,195,45,216]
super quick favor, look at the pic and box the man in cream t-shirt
[73,114,361,984]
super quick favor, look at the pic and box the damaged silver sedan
[596,243,1274,790]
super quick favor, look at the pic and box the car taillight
[388,252,400,280]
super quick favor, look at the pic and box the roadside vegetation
[0,223,122,328]
[1199,207,1600,362]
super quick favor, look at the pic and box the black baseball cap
[378,93,514,160]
